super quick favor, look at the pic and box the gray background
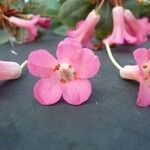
[0,32,150,150]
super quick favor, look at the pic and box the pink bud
[0,61,22,80]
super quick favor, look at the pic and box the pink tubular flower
[27,38,100,105]
[67,10,100,48]
[9,15,51,42]
[28,15,51,29]
[120,48,150,107]
[0,61,22,80]
[103,6,136,45]
[124,9,150,44]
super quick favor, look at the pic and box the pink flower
[28,15,51,29]
[0,61,22,80]
[27,38,100,105]
[67,10,100,48]
[124,10,150,44]
[103,6,136,45]
[120,48,150,107]
[9,15,51,42]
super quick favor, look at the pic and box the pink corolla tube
[103,6,136,45]
[120,48,150,107]
[27,38,100,105]
[0,61,22,80]
[67,10,100,48]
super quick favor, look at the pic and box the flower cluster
[104,6,150,45]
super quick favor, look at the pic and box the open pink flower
[124,9,150,44]
[27,38,100,105]
[9,15,51,42]
[120,48,150,107]
[67,10,100,49]
[0,61,22,80]
[103,6,136,45]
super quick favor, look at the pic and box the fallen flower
[67,10,100,49]
[120,48,150,107]
[104,42,150,107]
[27,38,100,105]
[0,61,22,80]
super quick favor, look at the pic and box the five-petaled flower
[67,10,100,49]
[27,38,100,105]
[120,48,150,107]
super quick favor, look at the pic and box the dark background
[0,32,150,150]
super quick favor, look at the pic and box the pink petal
[133,48,150,74]
[56,38,82,66]
[27,50,58,77]
[124,10,148,44]
[0,61,22,80]
[34,77,62,105]
[62,79,91,105]
[75,48,100,79]
[136,81,150,107]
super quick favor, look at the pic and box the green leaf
[11,0,25,11]
[53,25,68,36]
[124,0,150,17]
[24,0,60,17]
[95,1,113,40]
[0,30,10,45]
[58,0,94,27]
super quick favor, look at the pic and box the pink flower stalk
[67,10,100,48]
[0,61,22,80]
[9,15,51,42]
[27,38,100,105]
[124,9,150,44]
[120,48,150,107]
[28,15,51,29]
[103,6,136,45]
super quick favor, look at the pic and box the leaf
[24,0,60,17]
[11,0,25,11]
[124,0,150,17]
[53,25,68,36]
[95,1,113,40]
[58,0,95,27]
[0,30,10,45]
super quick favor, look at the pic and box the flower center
[54,63,76,83]
[142,61,150,84]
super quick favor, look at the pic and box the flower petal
[133,48,150,66]
[62,79,91,105]
[133,48,150,74]
[27,50,58,77]
[34,77,62,105]
[56,38,82,66]
[75,48,100,79]
[136,81,150,107]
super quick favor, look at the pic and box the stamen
[143,65,147,69]
[53,64,60,71]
